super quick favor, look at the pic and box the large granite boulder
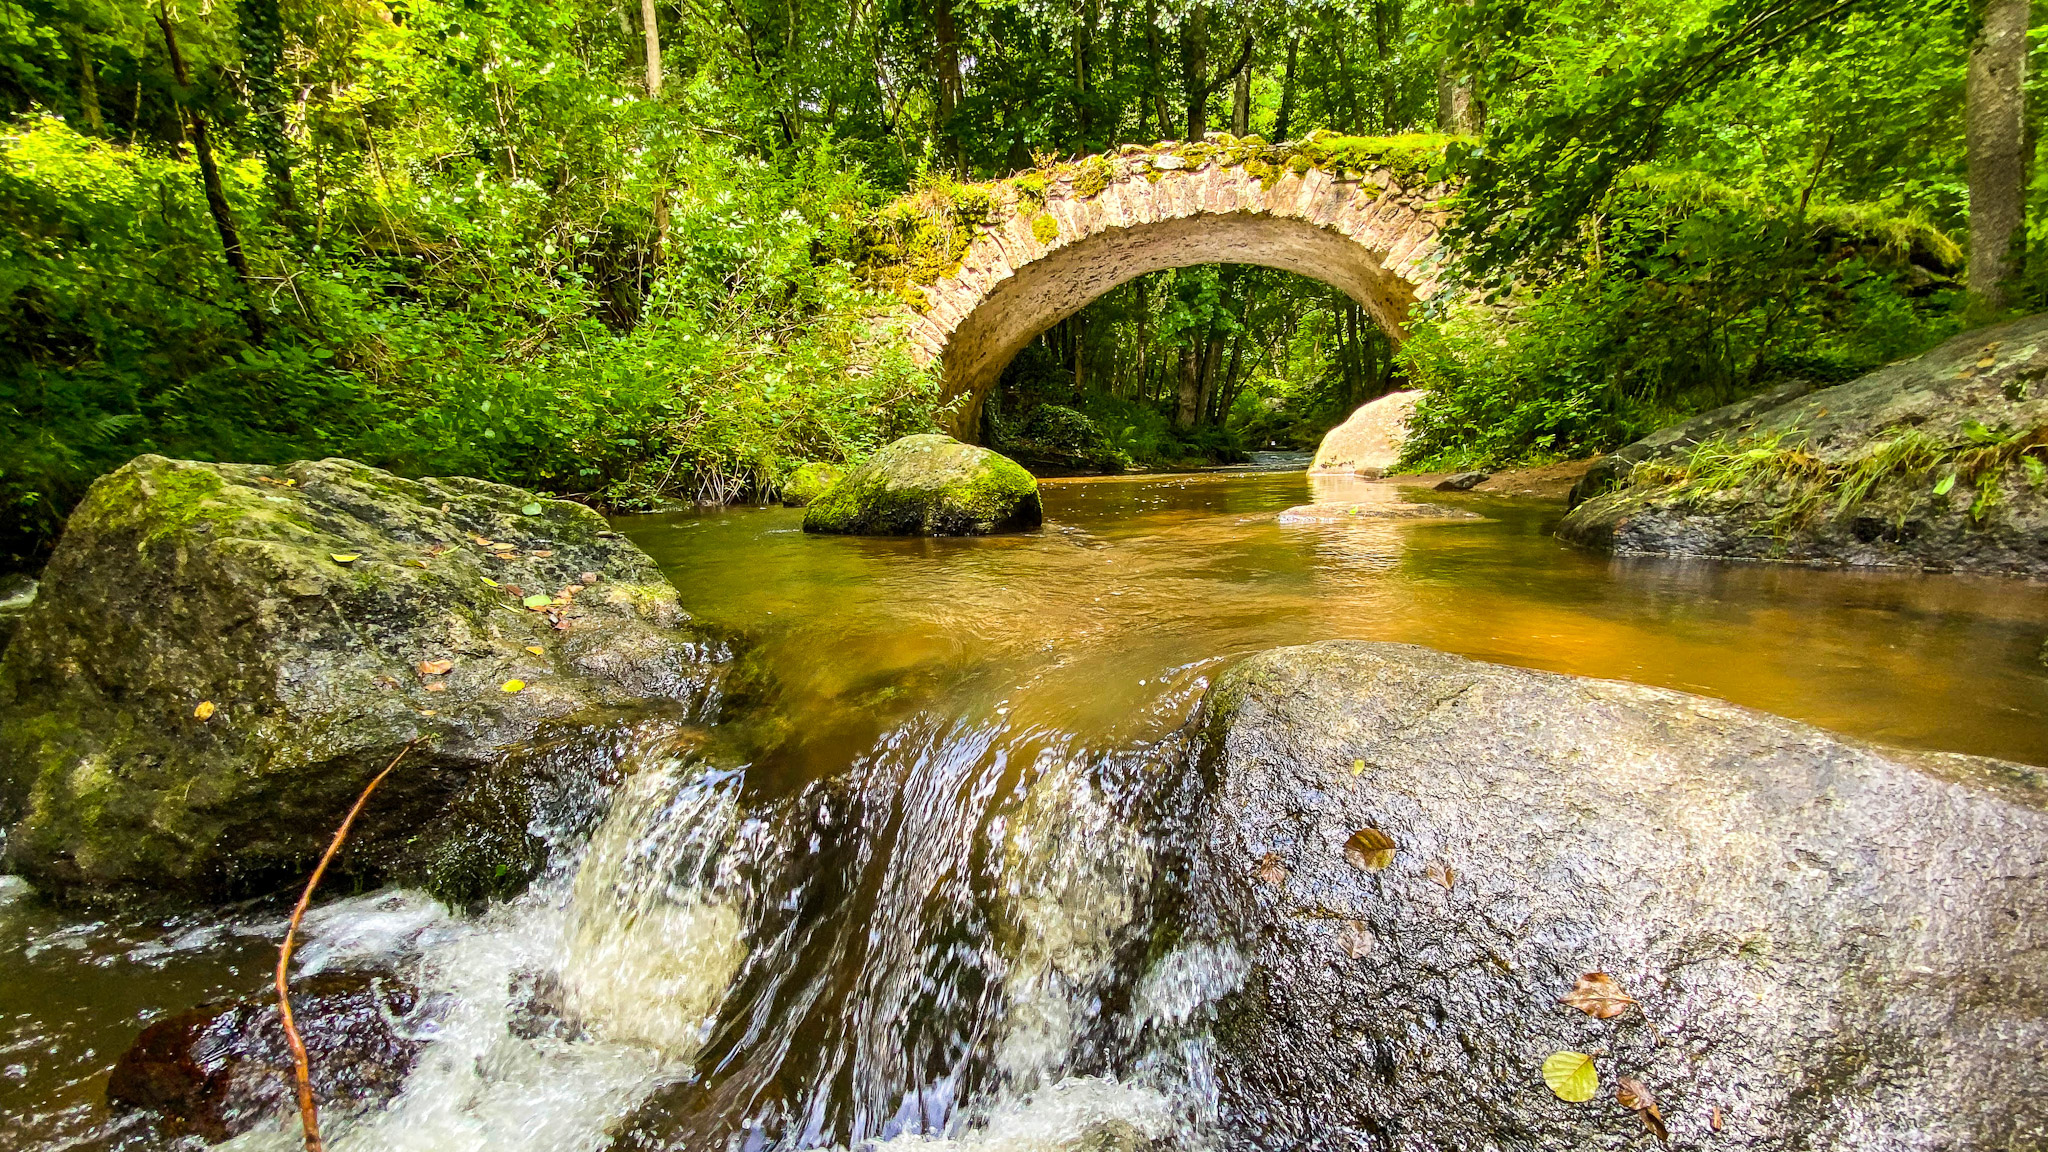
[0,455,736,903]
[776,462,845,507]
[1312,391,1419,475]
[803,434,1042,536]
[1558,315,2048,574]
[1186,641,2048,1152]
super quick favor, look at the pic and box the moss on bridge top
[851,132,1469,309]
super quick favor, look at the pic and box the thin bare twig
[275,739,417,1152]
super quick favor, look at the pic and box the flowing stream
[4,467,2046,1152]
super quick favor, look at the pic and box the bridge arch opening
[939,211,1424,438]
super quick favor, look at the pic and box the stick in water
[275,739,416,1152]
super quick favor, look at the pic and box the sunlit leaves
[193,700,215,720]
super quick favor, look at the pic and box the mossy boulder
[802,434,1042,536]
[776,462,844,507]
[0,455,738,905]
[1558,315,2048,575]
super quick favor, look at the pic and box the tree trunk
[1274,38,1297,141]
[157,4,265,342]
[237,0,304,243]
[1231,63,1250,136]
[1176,346,1201,429]
[932,0,964,169]
[68,27,102,132]
[1436,68,1480,134]
[1182,7,1211,142]
[1967,0,2028,312]
[641,0,663,95]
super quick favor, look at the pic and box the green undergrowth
[1625,422,2048,535]
[849,132,1468,307]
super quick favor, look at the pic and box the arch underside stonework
[898,156,1452,439]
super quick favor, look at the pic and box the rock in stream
[0,455,742,904]
[1186,641,2048,1151]
[803,434,1042,536]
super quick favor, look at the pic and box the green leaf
[1542,1051,1599,1103]
[522,593,552,608]
[521,502,543,515]
[2023,456,2046,487]
[1933,472,1957,496]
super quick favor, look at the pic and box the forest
[0,0,2026,571]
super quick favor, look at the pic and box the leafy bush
[1399,174,1964,471]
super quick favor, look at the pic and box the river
[4,466,2045,1151]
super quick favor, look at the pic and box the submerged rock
[1187,641,2048,1152]
[0,455,737,903]
[107,972,430,1142]
[1311,391,1419,476]
[1558,316,2048,574]
[777,462,844,507]
[1432,470,1489,492]
[1276,501,1480,524]
[803,434,1042,536]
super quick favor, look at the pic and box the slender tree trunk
[157,4,265,342]
[238,0,304,243]
[1231,64,1250,136]
[932,0,964,169]
[641,0,663,94]
[1144,3,1173,139]
[1176,346,1201,429]
[68,27,102,132]
[1274,38,1297,141]
[1967,0,2029,312]
[1182,7,1211,142]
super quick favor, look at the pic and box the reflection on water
[624,468,2048,768]
[4,467,2045,1152]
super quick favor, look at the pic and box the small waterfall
[220,682,1247,1152]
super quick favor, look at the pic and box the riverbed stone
[0,455,736,903]
[1311,391,1420,476]
[1558,315,2048,574]
[107,971,430,1142]
[1186,640,2048,1152]
[803,434,1042,536]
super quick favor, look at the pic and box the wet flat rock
[1277,500,1482,524]
[108,972,431,1142]
[1187,641,2048,1152]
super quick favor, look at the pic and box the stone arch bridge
[861,135,1459,439]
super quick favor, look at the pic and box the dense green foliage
[0,0,2031,568]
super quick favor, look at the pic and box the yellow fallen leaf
[525,645,544,655]
[424,682,447,692]
[193,700,215,720]
[1343,827,1397,871]
[1351,758,1365,775]
[531,550,554,558]
[417,658,455,676]
[1542,1051,1598,1102]
[501,679,525,693]
[1978,357,1998,369]
[480,577,499,588]
[330,553,360,564]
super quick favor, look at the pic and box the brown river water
[4,463,2045,1151]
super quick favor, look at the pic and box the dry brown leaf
[531,550,554,558]
[504,584,524,597]
[1425,861,1456,889]
[418,658,455,676]
[1616,1077,1655,1112]
[1335,920,1375,958]
[424,681,447,692]
[579,572,600,585]
[1343,827,1397,871]
[1559,972,1635,1019]
[193,700,216,720]
[1711,1106,1723,1132]
[1618,1079,1668,1143]
[1254,852,1288,886]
